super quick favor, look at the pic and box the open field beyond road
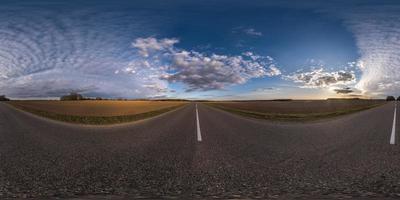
[208,100,386,121]
[8,100,186,116]
[7,100,187,125]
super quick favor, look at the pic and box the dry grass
[8,100,187,125]
[9,100,186,116]
[208,100,386,121]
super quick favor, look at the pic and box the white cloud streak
[0,6,166,98]
[244,28,263,36]
[342,5,400,96]
[257,1,400,97]
[232,27,263,37]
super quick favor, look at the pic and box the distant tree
[60,93,83,101]
[95,97,103,100]
[0,95,10,101]
[397,96,400,101]
[386,96,396,101]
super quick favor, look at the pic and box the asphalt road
[1,102,400,199]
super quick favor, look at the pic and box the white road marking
[196,104,202,142]
[390,102,397,145]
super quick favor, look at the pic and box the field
[208,100,386,121]
[8,100,187,125]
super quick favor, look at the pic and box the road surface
[1,102,400,199]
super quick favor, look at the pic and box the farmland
[8,100,187,125]
[208,100,386,121]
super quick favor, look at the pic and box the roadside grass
[207,103,385,122]
[9,103,185,125]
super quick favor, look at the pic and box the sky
[0,0,399,100]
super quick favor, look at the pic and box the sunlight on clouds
[342,6,400,97]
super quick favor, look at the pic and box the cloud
[255,2,400,97]
[163,51,278,91]
[0,68,166,99]
[268,65,282,76]
[244,28,263,36]
[333,87,353,94]
[284,2,400,97]
[286,68,356,88]
[0,5,169,99]
[143,83,170,93]
[342,6,400,96]
[254,87,277,92]
[232,27,263,37]
[131,37,281,92]
[132,37,179,57]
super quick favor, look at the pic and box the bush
[60,93,84,101]
[386,96,396,101]
[0,95,10,101]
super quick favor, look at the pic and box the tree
[397,96,400,101]
[386,96,396,101]
[60,93,83,101]
[0,95,10,101]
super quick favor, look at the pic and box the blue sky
[0,0,399,99]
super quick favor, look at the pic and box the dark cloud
[334,87,353,94]
[254,87,276,92]
[286,69,356,88]
[132,37,281,92]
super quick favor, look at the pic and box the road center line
[390,102,397,145]
[196,104,202,142]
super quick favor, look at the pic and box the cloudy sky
[0,0,399,99]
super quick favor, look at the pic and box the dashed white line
[390,102,397,145]
[196,104,202,142]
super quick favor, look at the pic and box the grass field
[8,100,187,125]
[208,100,386,121]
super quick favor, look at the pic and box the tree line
[386,96,400,101]
[0,95,10,101]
